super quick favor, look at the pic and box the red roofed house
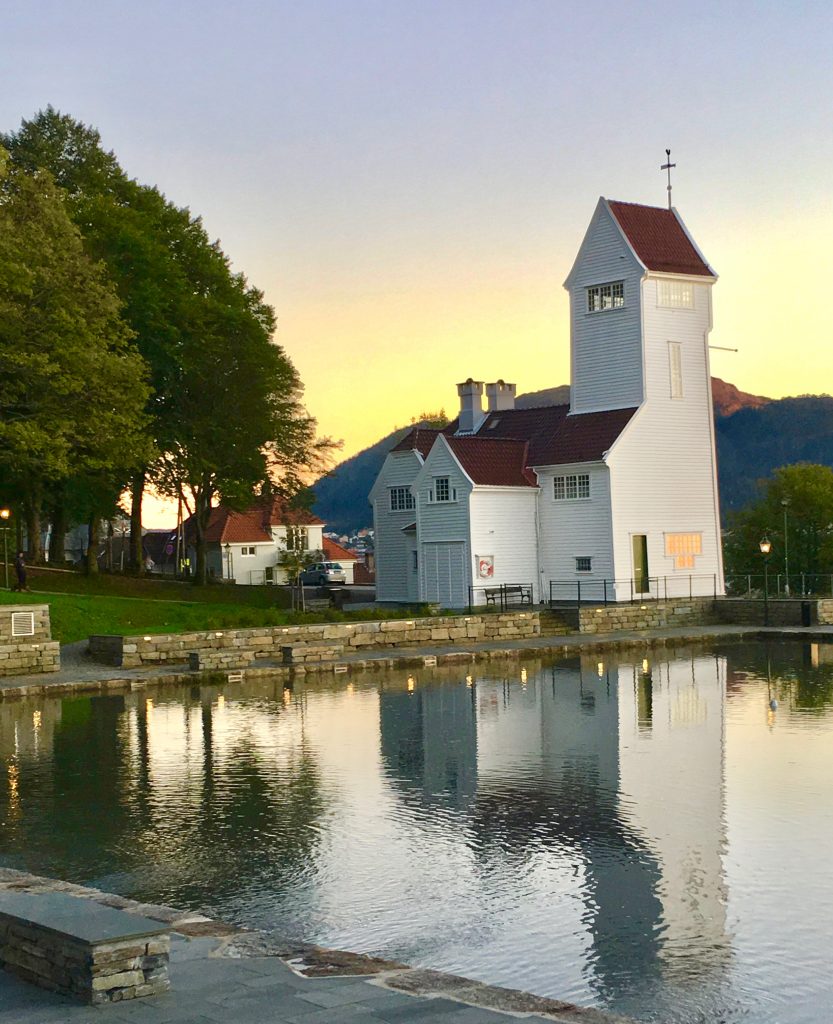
[369,198,724,606]
[183,497,325,585]
[322,537,360,584]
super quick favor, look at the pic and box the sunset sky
[5,1,833,526]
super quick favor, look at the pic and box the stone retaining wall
[89,611,540,669]
[577,598,717,634]
[712,598,833,627]
[0,605,59,676]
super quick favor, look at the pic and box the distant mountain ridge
[312,380,831,534]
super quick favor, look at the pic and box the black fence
[725,573,833,598]
[548,574,719,608]
[468,582,535,612]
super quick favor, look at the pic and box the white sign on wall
[477,555,495,579]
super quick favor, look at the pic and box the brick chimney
[485,380,516,412]
[456,379,486,433]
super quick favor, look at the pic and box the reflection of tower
[379,682,477,806]
[471,653,729,1010]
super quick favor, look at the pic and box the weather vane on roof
[661,148,676,210]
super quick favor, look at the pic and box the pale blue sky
[4,0,833,473]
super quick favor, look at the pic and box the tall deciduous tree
[723,463,833,581]
[0,150,151,561]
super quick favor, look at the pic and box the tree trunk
[85,515,100,574]
[24,498,43,564]
[129,471,145,573]
[48,503,68,564]
[193,481,213,586]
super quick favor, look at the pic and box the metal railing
[468,582,535,612]
[725,573,833,598]
[548,574,719,608]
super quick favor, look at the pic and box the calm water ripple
[2,640,833,1022]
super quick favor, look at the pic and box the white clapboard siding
[413,440,473,604]
[469,488,540,602]
[536,463,615,601]
[566,202,645,414]
[607,276,723,598]
[371,450,423,602]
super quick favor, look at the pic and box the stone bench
[188,649,256,671]
[0,891,170,1004]
[281,642,345,665]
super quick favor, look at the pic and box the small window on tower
[587,281,624,313]
[658,280,694,308]
[669,342,683,399]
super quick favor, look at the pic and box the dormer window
[587,281,624,313]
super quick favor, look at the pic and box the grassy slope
[0,567,397,644]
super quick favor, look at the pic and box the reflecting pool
[2,641,833,1022]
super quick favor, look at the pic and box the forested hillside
[313,381,833,534]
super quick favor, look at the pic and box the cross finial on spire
[661,148,676,210]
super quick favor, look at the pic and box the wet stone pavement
[0,871,630,1024]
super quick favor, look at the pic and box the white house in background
[370,198,725,606]
[183,498,325,585]
[323,537,359,584]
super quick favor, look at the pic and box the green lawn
[0,565,402,644]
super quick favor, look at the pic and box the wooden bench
[484,585,533,606]
[0,891,170,1004]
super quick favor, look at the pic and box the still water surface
[2,641,833,1022]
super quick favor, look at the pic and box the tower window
[575,556,592,573]
[668,342,683,399]
[390,487,415,512]
[587,281,624,313]
[658,280,694,308]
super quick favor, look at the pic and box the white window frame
[668,342,683,399]
[658,280,694,309]
[429,477,457,503]
[389,486,415,512]
[554,473,591,501]
[575,556,592,573]
[586,280,624,313]
[240,546,256,557]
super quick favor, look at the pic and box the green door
[632,534,649,594]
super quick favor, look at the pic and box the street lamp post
[782,498,790,596]
[224,543,232,581]
[760,535,772,626]
[0,509,10,590]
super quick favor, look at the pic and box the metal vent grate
[11,612,35,638]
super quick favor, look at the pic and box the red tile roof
[323,537,357,562]
[608,200,714,277]
[444,436,534,487]
[390,420,458,456]
[541,407,638,465]
[185,497,323,545]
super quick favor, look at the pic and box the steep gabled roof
[607,200,714,277]
[323,537,357,562]
[444,436,535,487]
[186,497,323,545]
[390,420,459,456]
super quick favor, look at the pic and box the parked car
[300,561,346,586]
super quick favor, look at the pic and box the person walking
[13,552,29,592]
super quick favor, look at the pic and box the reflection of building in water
[0,697,64,760]
[379,653,729,1004]
[379,683,477,806]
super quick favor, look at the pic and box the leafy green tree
[0,151,151,562]
[278,526,323,610]
[723,463,833,583]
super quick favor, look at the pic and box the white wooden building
[183,498,325,585]
[370,198,724,606]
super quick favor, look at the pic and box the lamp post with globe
[760,535,772,625]
[0,509,10,590]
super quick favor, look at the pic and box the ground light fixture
[0,508,10,590]
[760,536,772,625]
